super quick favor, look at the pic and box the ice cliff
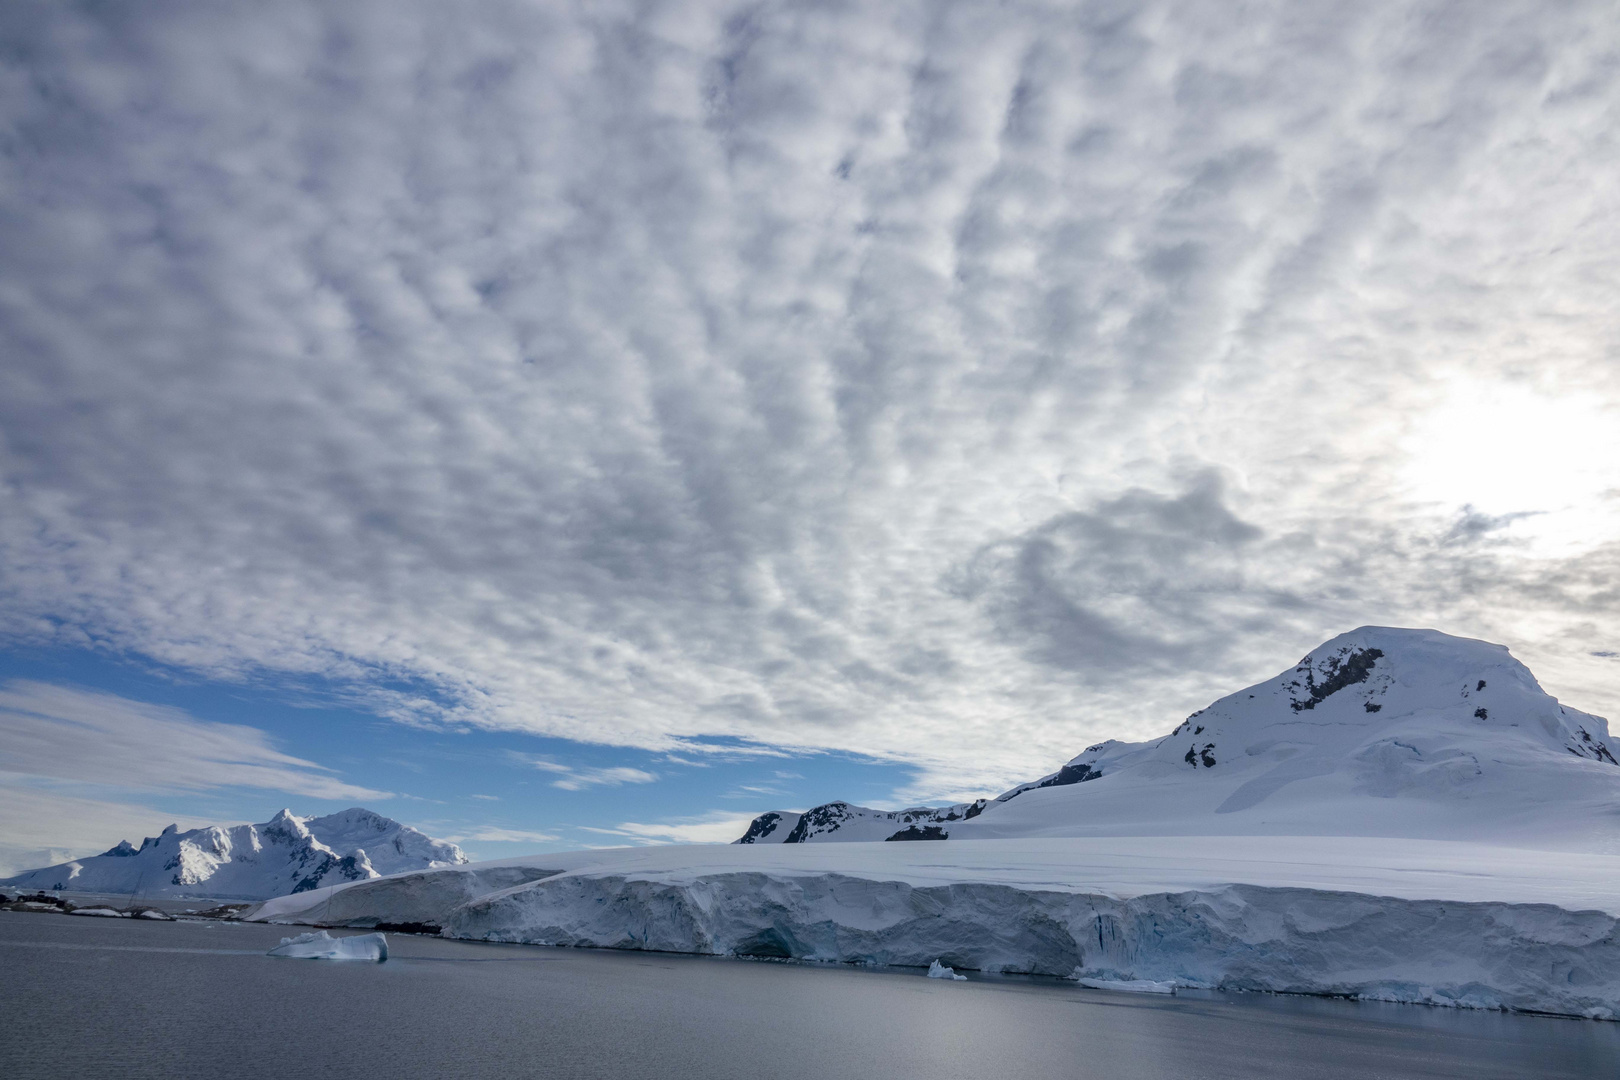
[252,835,1620,1020]
[239,628,1620,1019]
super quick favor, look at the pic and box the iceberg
[1075,977,1175,995]
[927,960,967,981]
[267,930,388,961]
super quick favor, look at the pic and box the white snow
[0,807,467,900]
[66,907,127,918]
[1074,978,1176,995]
[228,630,1620,1019]
[255,835,1620,920]
[927,960,967,980]
[244,834,1620,1018]
[738,628,1620,852]
[267,930,388,961]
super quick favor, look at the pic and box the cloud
[1,0,1618,799]
[0,786,220,877]
[514,756,658,791]
[584,811,759,845]
[722,784,785,799]
[0,681,389,801]
[445,826,559,845]
[469,794,500,801]
[950,471,1277,673]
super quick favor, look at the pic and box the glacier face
[0,807,467,900]
[446,873,1620,1020]
[248,834,1620,1019]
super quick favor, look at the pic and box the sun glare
[1400,378,1620,550]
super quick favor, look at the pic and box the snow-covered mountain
[246,629,1620,1019]
[737,799,989,843]
[0,807,467,900]
[738,627,1620,850]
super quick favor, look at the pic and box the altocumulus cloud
[2,0,1619,799]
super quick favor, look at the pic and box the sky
[2,0,1619,875]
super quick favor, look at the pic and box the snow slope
[738,628,1620,851]
[242,629,1620,1018]
[0,807,467,900]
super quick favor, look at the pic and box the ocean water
[2,912,1616,1079]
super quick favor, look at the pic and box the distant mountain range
[737,626,1620,847]
[1,807,467,900]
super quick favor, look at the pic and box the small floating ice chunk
[267,930,388,961]
[927,959,967,981]
[1075,977,1175,995]
[136,909,174,920]
[68,907,129,918]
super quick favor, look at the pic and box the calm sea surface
[3,912,1616,1079]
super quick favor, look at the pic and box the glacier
[249,835,1620,1020]
[242,628,1620,1019]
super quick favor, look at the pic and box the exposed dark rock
[1038,763,1102,789]
[1200,744,1217,768]
[1184,745,1197,766]
[1477,680,1487,691]
[375,921,442,935]
[291,852,341,893]
[885,825,947,842]
[100,840,138,858]
[784,802,854,844]
[1291,648,1384,712]
[1364,702,1382,713]
[737,812,786,845]
[1572,728,1619,766]
[4,892,66,911]
[1474,707,1488,720]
